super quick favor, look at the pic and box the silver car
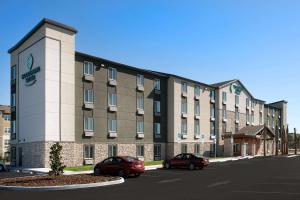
[0,161,8,172]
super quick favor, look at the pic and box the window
[137,145,144,157]
[181,82,187,93]
[235,123,239,133]
[233,144,240,153]
[181,97,187,114]
[251,111,254,124]
[235,107,239,121]
[222,122,226,133]
[108,119,117,132]
[108,67,117,80]
[154,144,161,160]
[84,145,94,159]
[84,61,94,76]
[267,118,270,127]
[272,109,275,116]
[210,90,215,101]
[246,98,250,108]
[11,65,16,80]
[154,79,160,91]
[11,93,16,107]
[194,120,200,136]
[246,110,250,124]
[222,104,227,119]
[137,74,144,87]
[194,100,200,116]
[181,144,188,153]
[108,92,117,106]
[4,115,11,121]
[4,127,10,134]
[108,145,117,157]
[235,95,239,105]
[251,100,254,109]
[194,85,200,96]
[194,144,200,156]
[259,104,263,111]
[84,89,94,103]
[259,112,263,124]
[137,95,144,110]
[84,117,94,131]
[154,101,161,114]
[137,121,144,133]
[210,104,215,118]
[210,121,215,136]
[11,121,16,139]
[222,91,227,102]
[4,140,9,146]
[181,119,187,134]
[154,123,161,135]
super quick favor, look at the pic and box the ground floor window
[233,143,240,153]
[194,144,200,156]
[84,145,94,159]
[137,145,144,157]
[181,144,188,153]
[108,144,117,157]
[154,144,161,160]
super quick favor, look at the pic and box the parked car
[163,153,209,170]
[0,161,8,172]
[94,156,145,177]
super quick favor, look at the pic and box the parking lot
[1,156,300,200]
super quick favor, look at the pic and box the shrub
[49,142,66,176]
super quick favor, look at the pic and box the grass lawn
[65,160,164,171]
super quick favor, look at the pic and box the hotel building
[0,105,11,160]
[8,19,287,168]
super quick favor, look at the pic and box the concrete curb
[0,177,124,191]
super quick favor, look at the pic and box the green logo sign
[22,54,41,86]
[230,83,242,95]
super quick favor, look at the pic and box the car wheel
[118,170,126,178]
[164,162,171,169]
[94,168,101,176]
[0,165,4,172]
[188,163,195,170]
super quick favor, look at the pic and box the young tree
[49,142,66,176]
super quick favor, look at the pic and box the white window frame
[194,144,200,156]
[84,89,94,103]
[181,119,187,134]
[194,85,200,96]
[154,101,161,114]
[137,145,144,157]
[84,145,94,159]
[137,74,144,87]
[235,95,239,105]
[154,123,161,135]
[154,79,161,91]
[210,90,215,100]
[181,97,187,114]
[181,82,187,93]
[194,100,200,116]
[84,117,94,131]
[4,115,10,121]
[154,144,161,160]
[108,145,117,157]
[194,120,200,136]
[108,119,117,132]
[108,92,117,106]
[137,121,144,133]
[222,91,227,102]
[108,67,117,81]
[137,95,144,110]
[223,105,227,119]
[11,93,16,107]
[11,65,16,80]
[84,61,94,76]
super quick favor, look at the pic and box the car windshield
[123,156,138,162]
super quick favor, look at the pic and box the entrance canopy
[234,125,275,140]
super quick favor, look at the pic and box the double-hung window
[11,93,16,107]
[222,105,227,119]
[137,74,144,87]
[154,144,161,160]
[251,111,254,123]
[210,90,215,101]
[181,144,187,153]
[108,92,117,106]
[154,101,161,114]
[137,95,144,110]
[246,110,250,124]
[154,123,161,136]
[181,119,187,135]
[4,115,10,121]
[137,121,144,133]
[108,145,117,157]
[84,117,94,132]
[84,89,94,103]
[194,120,200,136]
[181,82,187,93]
[235,107,239,121]
[210,105,215,118]
[11,65,16,81]
[194,85,200,97]
[194,144,200,156]
[84,145,94,159]
[5,127,10,134]
[108,119,117,132]
[137,145,144,157]
[194,100,200,116]
[84,61,94,76]
[210,121,215,136]
[108,67,117,80]
[235,95,239,105]
[222,91,227,103]
[246,98,250,108]
[154,79,160,91]
[181,97,187,114]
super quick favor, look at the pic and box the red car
[94,156,144,177]
[163,153,209,170]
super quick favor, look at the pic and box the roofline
[211,79,237,88]
[268,100,288,105]
[75,51,168,78]
[8,18,78,53]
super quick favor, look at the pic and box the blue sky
[0,0,299,131]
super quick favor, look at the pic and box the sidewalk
[12,155,269,175]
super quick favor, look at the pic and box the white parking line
[233,190,300,195]
[158,178,181,184]
[207,180,230,188]
[287,155,299,158]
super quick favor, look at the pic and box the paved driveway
[1,156,300,200]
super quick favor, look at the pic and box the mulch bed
[0,174,118,187]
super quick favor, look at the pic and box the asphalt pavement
[1,156,300,200]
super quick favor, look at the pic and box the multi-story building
[0,105,11,160]
[8,19,288,168]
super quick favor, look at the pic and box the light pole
[294,128,297,155]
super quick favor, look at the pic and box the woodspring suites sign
[21,54,41,86]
